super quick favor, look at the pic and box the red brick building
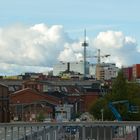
[133,64,140,80]
[63,86,99,113]
[0,83,10,122]
[81,93,99,112]
[122,67,133,81]
[22,80,43,92]
[10,88,60,121]
[21,79,101,116]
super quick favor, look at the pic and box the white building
[96,63,119,80]
[89,64,96,79]
[53,62,68,76]
[53,61,89,76]
[55,104,73,121]
[53,62,118,80]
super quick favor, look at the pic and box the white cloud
[0,23,73,75]
[0,24,139,75]
[58,42,83,62]
[92,30,139,67]
[93,31,125,49]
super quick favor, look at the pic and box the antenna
[82,29,88,79]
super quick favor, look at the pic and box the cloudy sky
[0,0,140,75]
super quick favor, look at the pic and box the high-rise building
[96,63,119,80]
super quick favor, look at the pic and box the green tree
[89,69,140,121]
[89,95,114,120]
[36,111,45,122]
[112,70,128,100]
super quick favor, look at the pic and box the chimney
[67,62,70,72]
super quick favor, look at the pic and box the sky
[0,0,140,75]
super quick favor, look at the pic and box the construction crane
[108,100,139,121]
[86,49,110,64]
[94,49,110,64]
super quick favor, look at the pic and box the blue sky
[0,0,139,35]
[0,0,140,75]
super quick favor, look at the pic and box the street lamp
[100,109,104,121]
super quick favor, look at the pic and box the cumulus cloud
[58,42,83,62]
[0,24,139,75]
[93,31,125,49]
[0,23,74,75]
[60,30,140,68]
[0,23,71,66]
[92,30,139,67]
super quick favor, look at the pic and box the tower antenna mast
[82,29,88,79]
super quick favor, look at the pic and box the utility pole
[101,109,104,121]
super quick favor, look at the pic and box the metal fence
[0,121,140,140]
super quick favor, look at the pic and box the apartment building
[96,63,119,81]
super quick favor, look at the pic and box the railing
[0,121,140,140]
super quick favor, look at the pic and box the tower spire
[82,29,88,79]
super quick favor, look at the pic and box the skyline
[0,0,140,75]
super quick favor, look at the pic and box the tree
[89,69,140,121]
[112,70,128,100]
[36,111,45,122]
[89,95,114,120]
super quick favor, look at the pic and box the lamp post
[100,109,104,121]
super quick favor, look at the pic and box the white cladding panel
[53,61,89,76]
[70,61,84,74]
[89,64,96,77]
[101,63,118,80]
[53,62,67,76]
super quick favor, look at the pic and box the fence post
[82,126,85,140]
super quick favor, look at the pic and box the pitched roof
[10,88,60,105]
[0,83,8,88]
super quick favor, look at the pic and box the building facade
[133,64,140,81]
[10,88,60,121]
[0,84,10,122]
[55,104,73,121]
[89,64,96,79]
[122,67,133,81]
[96,63,119,81]
[53,61,89,76]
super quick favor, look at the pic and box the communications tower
[82,29,88,79]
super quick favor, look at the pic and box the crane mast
[96,49,110,64]
[97,49,100,64]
